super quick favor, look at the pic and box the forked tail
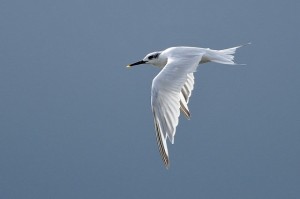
[205,42,250,65]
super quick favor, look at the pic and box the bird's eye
[148,55,154,60]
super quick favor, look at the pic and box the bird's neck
[153,57,168,68]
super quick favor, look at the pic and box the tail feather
[206,42,250,65]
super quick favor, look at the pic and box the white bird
[127,43,249,168]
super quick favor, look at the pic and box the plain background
[0,0,299,198]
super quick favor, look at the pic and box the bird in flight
[127,43,249,168]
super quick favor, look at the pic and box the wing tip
[165,162,170,169]
[180,101,191,119]
[154,111,171,169]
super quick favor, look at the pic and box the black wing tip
[161,149,170,169]
[154,111,171,169]
[164,161,170,169]
[180,102,191,119]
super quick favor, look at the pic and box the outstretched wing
[151,54,203,168]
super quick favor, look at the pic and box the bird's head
[127,51,164,68]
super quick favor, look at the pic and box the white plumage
[127,43,249,168]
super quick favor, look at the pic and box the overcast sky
[0,0,299,198]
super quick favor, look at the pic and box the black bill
[127,60,147,67]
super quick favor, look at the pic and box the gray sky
[0,0,299,198]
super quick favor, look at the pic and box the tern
[127,43,249,168]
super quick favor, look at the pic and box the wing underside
[151,54,203,168]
